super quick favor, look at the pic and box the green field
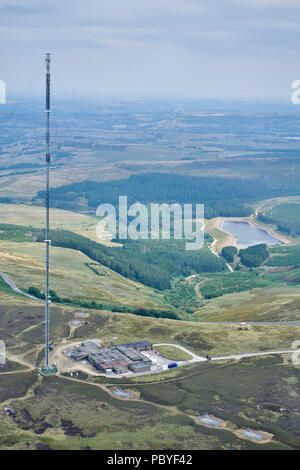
[154,345,193,361]
[198,272,268,299]
[0,203,102,242]
[266,245,300,267]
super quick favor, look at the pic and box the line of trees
[33,229,227,290]
[27,286,179,320]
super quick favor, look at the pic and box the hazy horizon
[1,0,300,102]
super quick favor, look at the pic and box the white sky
[0,0,300,100]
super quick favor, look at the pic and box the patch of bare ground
[233,428,274,444]
[191,414,227,429]
[109,388,140,401]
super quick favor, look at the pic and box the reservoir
[222,221,282,249]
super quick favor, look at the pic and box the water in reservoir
[242,429,264,441]
[222,221,282,249]
[198,415,223,427]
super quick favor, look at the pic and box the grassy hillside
[0,219,228,291]
[191,286,300,322]
[1,298,300,363]
[0,203,299,322]
[198,272,268,299]
[0,224,299,321]
[257,200,300,238]
[0,203,107,244]
[0,239,171,311]
[266,245,300,267]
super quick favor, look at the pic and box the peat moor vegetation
[0,101,300,450]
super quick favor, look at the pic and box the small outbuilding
[128,361,151,373]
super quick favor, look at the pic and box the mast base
[41,364,58,376]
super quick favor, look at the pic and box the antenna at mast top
[45,53,51,114]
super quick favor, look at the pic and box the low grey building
[128,361,151,373]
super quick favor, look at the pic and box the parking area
[140,349,173,370]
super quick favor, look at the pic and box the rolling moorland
[0,100,300,450]
[0,295,300,450]
[0,201,299,321]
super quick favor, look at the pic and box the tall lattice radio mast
[44,53,52,372]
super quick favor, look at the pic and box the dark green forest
[239,244,269,268]
[258,203,300,237]
[34,228,227,290]
[221,246,237,263]
[35,173,299,219]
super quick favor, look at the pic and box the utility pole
[44,53,51,370]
